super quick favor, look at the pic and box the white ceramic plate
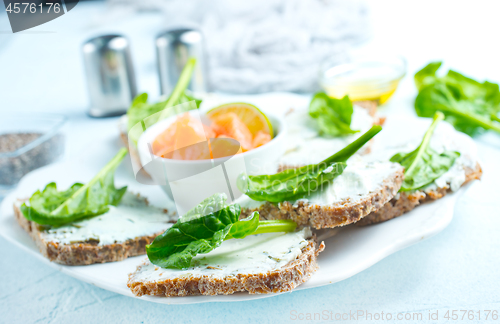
[0,164,463,305]
[0,94,474,305]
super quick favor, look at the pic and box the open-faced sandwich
[14,149,176,265]
[357,112,482,225]
[128,193,324,296]
[237,126,404,229]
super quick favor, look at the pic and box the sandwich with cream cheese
[128,193,324,297]
[238,126,404,229]
[14,149,176,265]
[357,112,482,226]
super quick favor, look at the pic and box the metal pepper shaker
[82,34,137,117]
[156,28,209,96]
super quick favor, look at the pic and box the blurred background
[2,0,500,163]
[0,0,498,105]
[1,0,499,109]
[1,0,499,110]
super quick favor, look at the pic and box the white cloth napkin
[109,0,370,93]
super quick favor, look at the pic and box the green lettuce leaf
[238,125,382,202]
[127,92,201,138]
[390,112,460,191]
[146,193,296,269]
[414,61,442,91]
[179,192,228,223]
[21,149,128,226]
[126,58,202,143]
[414,62,500,136]
[309,93,359,136]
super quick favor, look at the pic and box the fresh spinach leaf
[414,62,500,136]
[414,61,442,91]
[146,193,297,269]
[178,192,228,223]
[127,58,202,143]
[21,149,128,226]
[309,93,359,136]
[390,112,460,191]
[238,162,346,203]
[238,125,382,202]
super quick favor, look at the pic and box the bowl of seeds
[0,113,66,198]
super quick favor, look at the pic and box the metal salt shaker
[156,28,209,96]
[82,34,137,117]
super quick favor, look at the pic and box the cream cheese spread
[297,159,401,206]
[131,227,312,281]
[33,192,175,246]
[235,159,401,208]
[279,106,374,166]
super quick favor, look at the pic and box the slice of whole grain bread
[356,163,482,226]
[239,162,404,229]
[13,194,175,266]
[128,233,324,297]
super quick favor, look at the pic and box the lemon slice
[206,103,273,138]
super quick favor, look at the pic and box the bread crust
[241,167,404,229]
[356,163,482,226]
[128,237,325,297]
[353,100,378,117]
[13,199,168,266]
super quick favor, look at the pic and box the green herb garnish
[390,112,460,191]
[21,148,128,226]
[308,93,359,137]
[127,58,202,143]
[414,61,500,136]
[146,193,297,269]
[237,125,382,202]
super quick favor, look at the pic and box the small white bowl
[137,110,287,215]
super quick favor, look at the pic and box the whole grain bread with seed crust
[356,163,482,226]
[240,166,404,229]
[13,195,173,266]
[128,236,325,297]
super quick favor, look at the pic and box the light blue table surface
[1,1,500,323]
